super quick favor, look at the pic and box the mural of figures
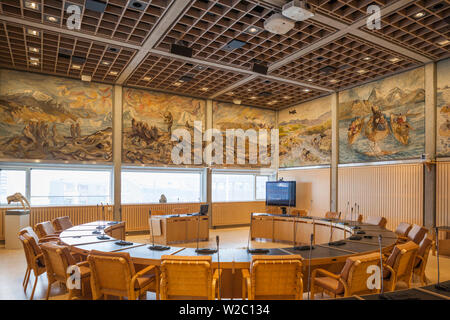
[437,58,450,157]
[278,96,331,167]
[122,88,205,164]
[0,69,113,162]
[339,67,425,163]
[212,102,276,167]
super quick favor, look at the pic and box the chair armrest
[34,253,44,262]
[414,255,425,268]
[312,268,340,280]
[131,265,156,288]
[212,269,222,300]
[241,269,251,300]
[76,261,90,268]
[38,236,59,243]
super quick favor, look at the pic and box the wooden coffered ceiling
[0,0,448,110]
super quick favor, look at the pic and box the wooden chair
[241,255,303,300]
[325,211,339,219]
[395,222,412,237]
[52,216,73,232]
[18,229,47,300]
[291,209,308,217]
[398,224,428,244]
[88,250,158,300]
[160,255,220,300]
[310,252,381,299]
[413,236,433,285]
[365,216,387,228]
[35,221,61,239]
[40,242,91,299]
[383,241,419,291]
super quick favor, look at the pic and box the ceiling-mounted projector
[264,13,295,35]
[282,1,314,21]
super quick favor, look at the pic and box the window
[122,170,203,204]
[212,172,273,202]
[0,170,26,204]
[30,169,111,206]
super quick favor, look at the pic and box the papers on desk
[149,217,162,236]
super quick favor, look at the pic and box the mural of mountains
[279,111,331,127]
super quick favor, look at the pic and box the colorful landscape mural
[212,102,276,167]
[339,67,425,163]
[0,69,113,162]
[437,58,450,157]
[278,96,332,167]
[122,88,205,164]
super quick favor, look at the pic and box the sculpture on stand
[7,192,31,211]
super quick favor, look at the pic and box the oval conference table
[60,214,399,299]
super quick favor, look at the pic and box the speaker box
[170,44,193,58]
[252,63,268,75]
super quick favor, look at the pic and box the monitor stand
[281,207,287,215]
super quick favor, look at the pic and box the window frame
[121,166,206,205]
[211,168,276,203]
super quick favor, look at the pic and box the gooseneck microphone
[247,213,269,254]
[378,235,385,295]
[307,233,314,300]
[195,213,217,254]
[96,203,110,240]
[148,209,170,251]
[435,227,450,291]
[216,235,221,299]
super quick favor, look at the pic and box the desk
[151,214,209,245]
[60,218,397,299]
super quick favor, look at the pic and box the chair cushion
[314,277,341,294]
[408,225,428,244]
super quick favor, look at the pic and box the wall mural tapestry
[212,102,276,167]
[278,96,331,167]
[122,88,205,164]
[0,69,113,162]
[437,58,450,157]
[339,67,425,163]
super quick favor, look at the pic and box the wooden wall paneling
[211,201,266,227]
[437,162,450,240]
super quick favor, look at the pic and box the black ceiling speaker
[72,56,86,64]
[179,74,194,82]
[318,66,337,75]
[252,63,268,75]
[85,0,107,13]
[223,39,246,51]
[258,91,272,97]
[170,43,193,58]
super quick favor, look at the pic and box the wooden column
[424,63,437,228]
[113,85,123,221]
[206,99,213,227]
[330,92,339,212]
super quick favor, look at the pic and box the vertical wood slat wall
[338,163,423,231]
[437,163,450,235]
[0,203,203,239]
[211,201,266,227]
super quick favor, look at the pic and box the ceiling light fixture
[303,89,311,92]
[143,76,152,81]
[389,57,401,63]
[226,92,234,96]
[283,96,291,99]
[363,57,371,61]
[27,29,40,37]
[201,87,209,92]
[109,71,118,76]
[413,12,426,19]
[101,61,111,66]
[245,25,262,35]
[45,15,59,23]
[28,47,39,53]
[437,39,449,46]
[307,78,313,82]
[72,64,81,70]
[250,96,257,100]
[329,79,338,83]
[282,1,315,21]
[357,69,367,74]
[24,1,40,10]
[173,82,182,87]
[81,75,92,82]
[29,57,39,65]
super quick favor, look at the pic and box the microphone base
[247,248,270,254]
[292,246,314,251]
[435,283,450,292]
[148,245,171,251]
[195,248,217,254]
[356,230,366,234]
[92,230,101,235]
[328,240,346,246]
[349,235,362,240]
[107,221,119,225]
[96,226,105,230]
[350,226,361,229]
[115,240,133,246]
[96,235,110,240]
[378,293,390,300]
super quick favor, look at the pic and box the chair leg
[68,289,74,300]
[30,274,39,300]
[22,268,30,287]
[23,268,31,291]
[45,281,52,300]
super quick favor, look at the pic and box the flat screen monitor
[199,204,209,215]
[266,181,296,207]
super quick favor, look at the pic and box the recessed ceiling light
[247,88,252,92]
[195,65,206,71]
[413,12,426,19]
[45,15,59,23]
[267,100,278,105]
[357,69,367,74]
[81,75,92,82]
[29,57,39,65]
[233,99,242,105]
[307,78,313,82]
[363,57,371,61]
[72,64,81,70]
[24,1,40,10]
[201,87,208,92]
[173,82,182,87]
[283,95,291,99]
[329,79,338,83]
[101,61,111,66]
[437,39,450,46]
[226,92,234,96]
[303,89,311,92]
[27,29,40,37]
[128,0,148,11]
[245,25,262,35]
[28,47,39,53]
[143,76,152,81]
[250,96,257,100]
[389,57,401,63]
[109,71,118,75]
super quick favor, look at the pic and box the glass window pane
[212,174,254,202]
[256,176,269,200]
[0,170,26,204]
[122,171,202,204]
[30,169,111,206]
